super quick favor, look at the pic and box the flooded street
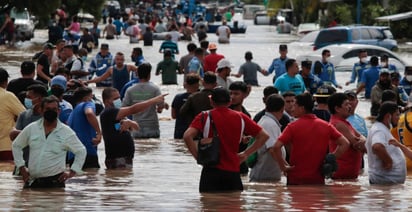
[1,21,412,210]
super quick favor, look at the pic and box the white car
[9,7,36,41]
[296,44,407,72]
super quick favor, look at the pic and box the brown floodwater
[1,20,412,211]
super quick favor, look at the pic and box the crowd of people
[1,2,412,193]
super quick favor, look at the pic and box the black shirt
[100,107,135,159]
[36,53,51,84]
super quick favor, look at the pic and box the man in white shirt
[366,101,406,184]
[216,20,231,44]
[12,96,86,188]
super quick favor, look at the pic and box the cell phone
[114,123,121,130]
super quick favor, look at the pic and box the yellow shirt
[395,111,412,170]
[0,87,25,151]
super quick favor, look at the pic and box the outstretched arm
[116,94,168,120]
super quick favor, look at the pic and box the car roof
[316,43,390,54]
[320,25,390,31]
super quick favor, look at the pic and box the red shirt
[203,53,224,72]
[329,115,362,179]
[278,114,342,185]
[190,107,262,172]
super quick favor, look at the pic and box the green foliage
[334,4,353,25]
[361,4,385,25]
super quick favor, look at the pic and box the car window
[352,29,361,40]
[368,29,384,39]
[360,29,371,39]
[342,50,360,59]
[10,9,29,20]
[383,29,394,39]
[299,31,319,42]
[316,29,347,43]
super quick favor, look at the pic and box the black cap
[43,42,55,49]
[211,87,231,104]
[101,43,109,49]
[0,68,9,83]
[21,61,35,72]
[279,44,287,51]
[313,85,335,97]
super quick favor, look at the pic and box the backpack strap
[202,111,211,138]
[239,113,245,143]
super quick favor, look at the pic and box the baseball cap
[208,43,217,50]
[216,59,234,71]
[344,90,357,98]
[43,42,55,49]
[279,44,287,51]
[391,72,401,80]
[211,87,231,104]
[50,75,67,90]
[21,61,35,72]
[313,85,335,97]
[101,43,109,49]
[379,68,391,76]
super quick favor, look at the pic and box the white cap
[216,59,234,71]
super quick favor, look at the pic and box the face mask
[24,98,33,109]
[324,57,330,63]
[406,75,412,82]
[44,110,58,122]
[113,98,122,109]
[360,57,368,64]
[51,87,65,97]
[81,56,87,62]
[381,62,387,67]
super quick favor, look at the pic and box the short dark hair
[185,73,200,85]
[322,49,330,56]
[21,61,35,75]
[102,87,117,102]
[376,101,398,122]
[133,47,142,55]
[194,48,204,56]
[263,86,278,97]
[328,93,348,114]
[55,67,70,76]
[285,59,296,71]
[282,91,296,98]
[41,95,60,109]
[296,93,314,113]
[211,87,230,105]
[0,68,9,83]
[245,51,253,60]
[370,56,379,66]
[359,49,367,54]
[229,81,248,93]
[200,40,209,49]
[27,84,48,98]
[265,94,285,112]
[138,63,152,79]
[187,43,197,52]
[381,89,397,103]
[73,86,93,103]
[203,71,217,84]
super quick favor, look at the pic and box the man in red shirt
[328,93,366,179]
[203,43,225,73]
[183,87,269,192]
[273,93,349,185]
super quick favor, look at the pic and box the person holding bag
[183,87,269,193]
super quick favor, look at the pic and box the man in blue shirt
[346,49,370,87]
[274,59,306,95]
[356,56,380,99]
[267,44,288,83]
[299,60,323,95]
[187,48,205,78]
[312,49,342,89]
[88,43,114,87]
[400,66,412,96]
[380,53,397,73]
[130,47,145,80]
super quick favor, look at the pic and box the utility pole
[356,0,361,24]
